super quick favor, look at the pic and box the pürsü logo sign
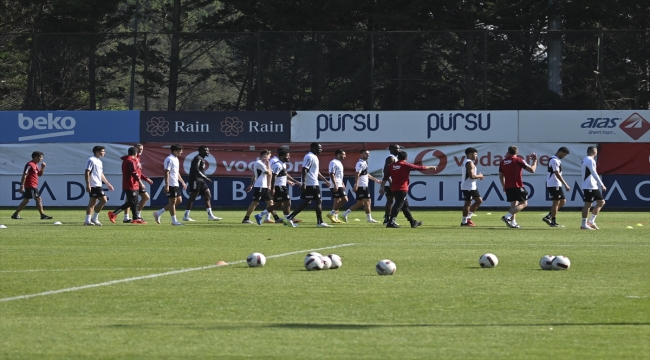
[18,113,76,141]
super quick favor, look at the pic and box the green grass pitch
[1,208,649,359]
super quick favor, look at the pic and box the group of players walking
[10,143,606,230]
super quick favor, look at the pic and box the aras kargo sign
[140,111,291,143]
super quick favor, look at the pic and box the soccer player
[243,149,272,224]
[254,149,302,225]
[341,149,381,223]
[543,146,571,227]
[152,144,187,226]
[108,147,146,224]
[381,150,436,228]
[123,143,154,223]
[183,146,221,222]
[381,144,401,224]
[84,146,114,226]
[326,149,347,224]
[580,146,606,230]
[460,147,484,227]
[283,142,332,227]
[11,151,53,220]
[498,146,538,228]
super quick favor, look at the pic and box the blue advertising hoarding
[0,111,140,143]
[139,111,291,143]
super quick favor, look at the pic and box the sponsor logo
[316,114,379,139]
[413,149,447,175]
[146,117,170,137]
[427,113,491,139]
[17,113,76,141]
[619,113,650,140]
[221,117,244,136]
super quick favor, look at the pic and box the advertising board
[597,143,650,175]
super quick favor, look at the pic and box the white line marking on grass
[0,268,178,273]
[0,243,354,303]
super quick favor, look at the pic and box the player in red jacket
[380,150,436,228]
[108,147,146,224]
[122,143,154,223]
[11,151,53,220]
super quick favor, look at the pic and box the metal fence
[1,30,649,111]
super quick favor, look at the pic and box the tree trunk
[167,0,181,111]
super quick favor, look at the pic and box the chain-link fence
[1,30,649,111]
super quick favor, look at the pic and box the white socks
[366,213,372,220]
[589,214,597,223]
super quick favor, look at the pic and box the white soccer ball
[304,255,324,271]
[246,252,266,267]
[305,252,322,261]
[376,259,396,275]
[551,255,571,270]
[539,255,555,270]
[321,255,332,270]
[327,254,342,269]
[479,253,499,268]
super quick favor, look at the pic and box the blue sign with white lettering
[0,111,140,143]
[140,111,291,143]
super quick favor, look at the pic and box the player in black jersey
[380,144,401,225]
[183,146,221,222]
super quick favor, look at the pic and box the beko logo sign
[17,113,76,141]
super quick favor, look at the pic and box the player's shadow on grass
[268,322,650,329]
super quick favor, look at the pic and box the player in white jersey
[543,146,570,227]
[254,149,302,225]
[341,149,381,223]
[243,149,272,224]
[580,146,606,230]
[283,142,331,227]
[153,144,187,226]
[84,146,114,226]
[460,147,484,227]
[379,144,401,224]
[326,149,347,224]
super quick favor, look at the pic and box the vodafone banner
[0,143,131,175]
[519,110,650,142]
[292,111,518,142]
[598,143,650,175]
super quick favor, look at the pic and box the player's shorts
[138,183,147,194]
[331,187,346,198]
[383,186,394,197]
[355,186,370,200]
[547,187,566,200]
[166,186,181,198]
[188,179,209,195]
[505,187,528,203]
[462,189,481,201]
[23,188,40,199]
[125,190,139,203]
[89,186,105,198]
[582,189,604,202]
[253,187,271,202]
[273,186,290,202]
[300,185,321,200]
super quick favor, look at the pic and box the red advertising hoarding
[597,143,650,175]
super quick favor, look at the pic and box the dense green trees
[0,0,648,110]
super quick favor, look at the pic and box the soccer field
[1,209,649,359]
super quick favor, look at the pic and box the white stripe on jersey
[460,158,477,191]
[253,160,269,188]
[355,159,369,187]
[85,156,103,187]
[546,156,563,187]
[581,156,604,190]
[302,152,320,186]
[272,161,288,187]
[164,154,180,187]
[329,159,344,188]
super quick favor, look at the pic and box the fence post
[597,28,604,110]
[483,30,488,110]
[257,31,262,111]
[144,33,149,111]
[129,0,140,110]
[369,32,375,110]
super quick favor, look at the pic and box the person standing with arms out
[255,149,302,225]
[243,149,272,224]
[183,146,221,222]
[283,142,332,227]
[580,146,606,230]
[460,147,484,227]
[381,150,436,228]
[327,149,347,224]
[543,146,571,227]
[341,149,382,223]
[108,147,146,224]
[381,144,401,225]
[123,143,154,223]
[499,146,537,228]
[153,144,187,226]
[11,151,52,220]
[84,146,114,226]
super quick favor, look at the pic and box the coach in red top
[108,147,146,224]
[11,151,53,220]
[498,146,537,228]
[380,150,436,228]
